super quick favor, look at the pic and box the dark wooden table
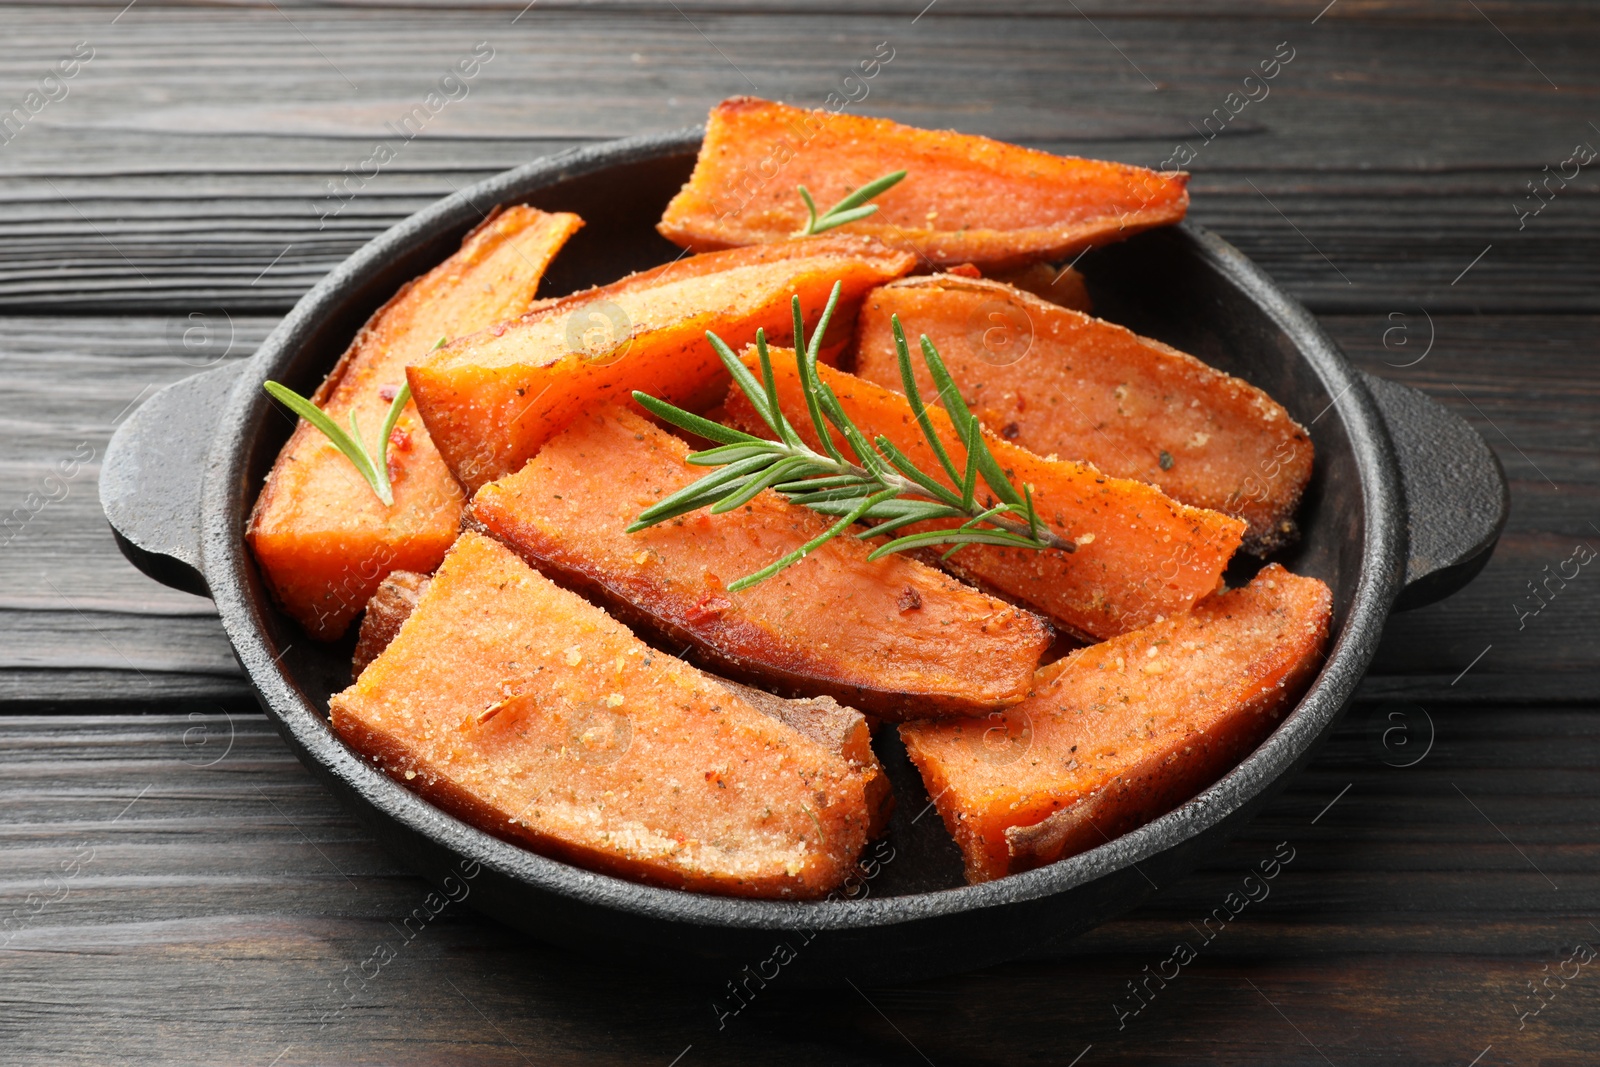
[4,2,1597,1063]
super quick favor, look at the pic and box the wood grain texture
[0,6,1595,312]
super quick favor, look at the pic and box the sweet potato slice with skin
[717,680,893,837]
[983,262,1092,314]
[407,235,916,493]
[900,564,1331,884]
[343,560,891,835]
[467,404,1049,718]
[247,205,584,640]
[724,351,1246,640]
[351,570,430,677]
[658,97,1189,270]
[330,531,872,899]
[852,276,1312,552]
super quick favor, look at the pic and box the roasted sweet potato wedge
[658,97,1189,269]
[407,236,916,493]
[852,276,1313,551]
[724,351,1246,640]
[351,569,430,677]
[344,557,892,834]
[247,205,583,639]
[900,564,1331,883]
[468,404,1050,718]
[330,531,873,898]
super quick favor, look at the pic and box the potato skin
[853,275,1312,552]
[351,570,430,678]
[467,404,1050,719]
[659,97,1188,269]
[716,680,894,839]
[248,206,583,640]
[331,532,873,899]
[900,564,1331,883]
[981,262,1093,314]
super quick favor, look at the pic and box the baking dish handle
[1362,371,1510,611]
[100,364,244,599]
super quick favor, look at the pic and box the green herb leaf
[891,316,963,487]
[263,379,409,507]
[631,392,764,447]
[793,170,907,237]
[866,527,1045,562]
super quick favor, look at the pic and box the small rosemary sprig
[263,379,411,506]
[629,282,1071,591]
[794,170,907,237]
[262,338,443,506]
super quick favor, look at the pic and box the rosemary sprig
[629,282,1072,591]
[263,379,411,507]
[794,170,907,237]
[261,337,446,506]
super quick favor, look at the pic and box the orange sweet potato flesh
[407,236,916,493]
[724,351,1246,640]
[852,276,1313,552]
[247,205,583,639]
[468,404,1049,718]
[330,531,873,899]
[716,680,893,838]
[900,564,1331,883]
[343,559,892,837]
[658,97,1189,269]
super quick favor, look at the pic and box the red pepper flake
[1002,422,1021,440]
[389,426,412,452]
[897,587,923,613]
[378,384,400,402]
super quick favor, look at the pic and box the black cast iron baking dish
[100,128,1508,987]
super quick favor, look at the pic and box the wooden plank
[0,610,239,677]
[0,7,1594,312]
[0,315,265,615]
[1337,317,1600,686]
[10,166,1594,314]
[0,670,253,711]
[0,707,1596,1064]
[30,1,1600,20]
